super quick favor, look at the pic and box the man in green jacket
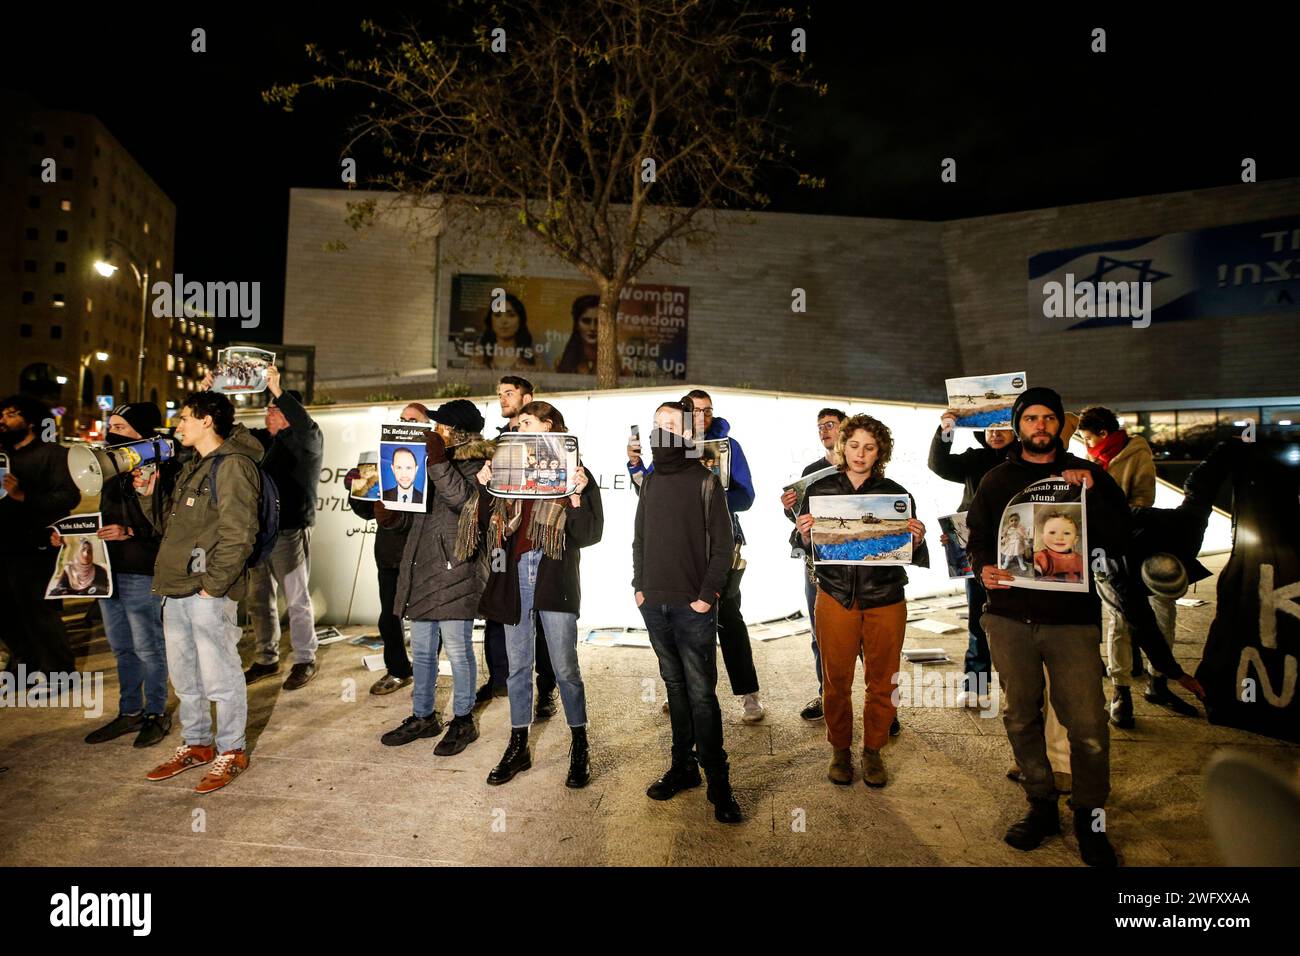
[134,391,263,794]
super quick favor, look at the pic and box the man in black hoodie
[0,394,80,675]
[967,386,1130,867]
[240,365,325,690]
[928,414,1016,706]
[632,401,742,824]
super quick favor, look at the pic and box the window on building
[143,221,150,235]
[84,297,92,312]
[1264,406,1300,426]
[185,340,194,354]
[52,293,66,308]
[23,260,36,273]
[92,175,98,187]
[103,374,113,395]
[51,325,63,339]
[60,199,71,212]
[27,195,40,209]
[21,291,35,305]
[207,329,214,343]
[175,375,183,389]
[24,227,37,240]
[55,261,66,274]
[95,144,101,158]
[167,355,175,371]
[20,324,33,338]
[55,229,68,242]
[60,167,74,180]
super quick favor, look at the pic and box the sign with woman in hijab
[997,478,1088,592]
[46,513,114,599]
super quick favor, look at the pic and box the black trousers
[485,617,555,694]
[716,566,759,696]
[1,548,75,674]
[376,565,412,679]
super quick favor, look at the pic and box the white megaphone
[68,437,176,496]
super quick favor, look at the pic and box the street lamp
[93,237,150,404]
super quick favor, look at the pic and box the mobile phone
[630,424,639,440]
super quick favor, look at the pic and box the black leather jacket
[799,471,930,610]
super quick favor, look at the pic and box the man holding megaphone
[59,403,178,749]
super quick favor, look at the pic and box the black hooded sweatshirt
[966,440,1130,626]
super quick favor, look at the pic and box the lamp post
[93,237,150,404]
[74,349,110,434]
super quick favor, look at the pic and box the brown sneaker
[862,747,887,788]
[146,743,216,781]
[194,749,249,794]
[828,748,853,785]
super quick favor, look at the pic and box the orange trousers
[814,591,907,751]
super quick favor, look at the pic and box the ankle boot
[705,767,743,824]
[486,727,532,785]
[1144,676,1199,716]
[565,726,591,789]
[1073,807,1118,867]
[1109,685,1135,729]
[1004,796,1061,851]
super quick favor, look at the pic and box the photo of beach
[809,494,913,566]
[944,371,1027,429]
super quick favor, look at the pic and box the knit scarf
[486,496,567,561]
[1088,430,1128,469]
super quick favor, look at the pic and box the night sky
[4,6,1293,346]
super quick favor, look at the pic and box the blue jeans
[804,570,822,695]
[162,594,247,753]
[505,549,587,728]
[100,572,168,715]
[640,602,728,775]
[409,619,475,720]
[964,576,992,693]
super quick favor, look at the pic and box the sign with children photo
[996,478,1088,592]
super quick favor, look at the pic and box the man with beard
[967,387,1130,867]
[0,395,80,675]
[477,375,558,718]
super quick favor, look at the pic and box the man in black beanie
[967,386,1130,866]
[0,394,80,674]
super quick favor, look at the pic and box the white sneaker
[741,692,765,723]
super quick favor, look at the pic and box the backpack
[206,454,281,568]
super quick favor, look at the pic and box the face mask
[106,431,136,447]
[649,427,693,472]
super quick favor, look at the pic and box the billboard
[1028,214,1300,330]
[447,273,689,379]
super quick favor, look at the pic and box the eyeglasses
[694,407,713,415]
[816,423,838,433]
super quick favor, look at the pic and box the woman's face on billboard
[494,306,521,339]
[578,306,598,345]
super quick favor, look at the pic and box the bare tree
[266,0,823,387]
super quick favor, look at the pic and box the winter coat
[391,437,495,622]
[477,465,604,624]
[1104,434,1158,508]
[927,426,1014,512]
[249,390,324,529]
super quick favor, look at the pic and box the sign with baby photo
[997,478,1088,592]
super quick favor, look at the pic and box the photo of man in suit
[383,447,425,504]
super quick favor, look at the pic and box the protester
[1075,405,1169,727]
[75,403,175,746]
[479,375,559,716]
[0,394,80,676]
[345,403,430,695]
[239,365,325,691]
[136,391,263,794]
[474,400,604,788]
[629,389,765,723]
[376,400,493,757]
[633,402,743,823]
[795,414,929,788]
[780,407,847,721]
[927,412,1016,708]
[967,387,1130,866]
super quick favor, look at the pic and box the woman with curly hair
[796,414,929,788]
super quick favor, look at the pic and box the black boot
[1144,676,1199,717]
[706,768,743,824]
[1074,807,1118,867]
[646,761,702,800]
[1004,796,1061,851]
[486,727,531,785]
[1108,685,1135,729]
[565,726,591,789]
